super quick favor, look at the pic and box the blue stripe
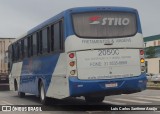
[19,54,60,95]
[69,73,147,97]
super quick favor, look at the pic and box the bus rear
[66,7,147,103]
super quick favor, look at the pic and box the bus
[9,6,147,105]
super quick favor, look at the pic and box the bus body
[9,6,147,104]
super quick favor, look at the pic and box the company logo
[89,16,130,26]
[89,16,101,24]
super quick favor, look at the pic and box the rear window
[72,12,137,38]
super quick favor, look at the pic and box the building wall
[145,58,160,74]
[145,40,160,47]
[144,35,160,74]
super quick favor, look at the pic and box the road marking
[149,96,160,99]
[114,98,152,104]
[145,96,160,99]
[39,113,55,114]
[2,101,13,105]
[86,111,105,114]
[131,95,160,99]
[103,100,126,105]
[136,97,160,102]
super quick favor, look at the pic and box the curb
[147,86,160,90]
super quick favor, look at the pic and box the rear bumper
[69,73,147,97]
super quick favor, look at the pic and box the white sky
[0,0,159,38]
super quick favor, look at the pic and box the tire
[39,82,50,105]
[18,92,25,98]
[153,81,158,84]
[85,96,104,103]
[14,80,18,91]
[15,80,25,98]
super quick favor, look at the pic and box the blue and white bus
[9,6,147,105]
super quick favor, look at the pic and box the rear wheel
[85,96,104,103]
[18,92,25,98]
[153,81,158,84]
[39,82,50,105]
[15,80,25,98]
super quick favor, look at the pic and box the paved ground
[0,89,160,114]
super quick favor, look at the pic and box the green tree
[145,46,156,58]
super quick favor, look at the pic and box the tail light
[140,58,145,63]
[69,53,75,58]
[68,52,77,76]
[140,50,144,55]
[140,49,145,72]
[69,61,75,67]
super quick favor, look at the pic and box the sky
[0,0,159,38]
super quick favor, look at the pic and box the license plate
[105,83,118,88]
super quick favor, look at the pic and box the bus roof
[13,6,138,43]
[28,6,137,35]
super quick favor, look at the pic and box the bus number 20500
[98,49,119,56]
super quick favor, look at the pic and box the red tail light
[69,53,74,58]
[140,50,144,55]
[69,61,75,67]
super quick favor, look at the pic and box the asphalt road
[0,89,160,114]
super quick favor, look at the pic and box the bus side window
[42,28,48,54]
[27,36,32,57]
[39,31,42,54]
[37,32,40,55]
[47,27,50,53]
[13,44,17,61]
[53,20,64,52]
[21,40,24,59]
[12,45,14,62]
[54,22,60,52]
[51,25,54,52]
[59,20,64,51]
[24,38,28,58]
[32,33,37,56]
[30,36,33,57]
[17,42,20,60]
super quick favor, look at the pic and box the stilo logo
[89,16,130,26]
[89,16,101,24]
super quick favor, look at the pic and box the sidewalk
[147,81,160,90]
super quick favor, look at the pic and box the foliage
[145,46,156,58]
